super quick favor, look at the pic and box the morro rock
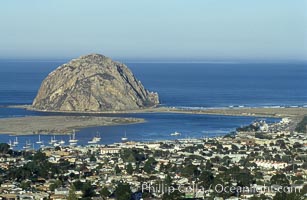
[32,54,159,112]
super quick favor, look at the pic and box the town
[0,118,306,200]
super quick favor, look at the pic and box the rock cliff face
[32,54,159,112]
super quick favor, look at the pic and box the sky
[0,0,306,61]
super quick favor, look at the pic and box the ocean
[0,60,306,149]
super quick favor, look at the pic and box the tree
[143,157,157,174]
[114,182,132,200]
[126,163,133,175]
[162,190,183,200]
[274,154,282,161]
[120,148,145,163]
[254,171,263,179]
[115,165,121,175]
[165,174,172,186]
[126,154,136,163]
[67,185,78,200]
[181,164,200,178]
[212,174,233,199]
[49,180,62,191]
[295,116,307,133]
[205,160,213,170]
[199,170,214,189]
[90,154,97,162]
[302,162,307,169]
[273,191,302,200]
[82,182,95,198]
[276,140,286,149]
[54,146,61,151]
[300,185,307,196]
[100,187,111,198]
[73,180,83,190]
[270,174,289,186]
[33,151,49,162]
[20,181,31,191]
[0,143,10,154]
[225,166,254,187]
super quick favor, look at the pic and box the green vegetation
[162,190,183,200]
[0,143,11,154]
[143,157,157,174]
[236,124,259,132]
[114,182,132,200]
[115,164,121,175]
[67,185,78,200]
[120,148,145,163]
[7,151,56,181]
[295,116,307,133]
[126,163,134,175]
[255,132,272,139]
[100,187,111,198]
[73,180,95,198]
[270,174,289,186]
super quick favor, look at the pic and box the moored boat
[170,131,181,136]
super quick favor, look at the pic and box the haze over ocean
[0,1,306,61]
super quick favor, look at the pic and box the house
[55,187,69,195]
[0,194,18,200]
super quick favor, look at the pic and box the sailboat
[59,139,65,145]
[88,131,102,144]
[39,141,45,148]
[88,137,98,144]
[49,136,57,145]
[69,130,78,145]
[36,135,43,144]
[53,142,61,147]
[13,137,18,146]
[23,141,31,150]
[121,131,128,142]
[8,140,13,149]
[95,131,101,142]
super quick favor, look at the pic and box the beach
[156,107,307,118]
[0,115,145,135]
[9,105,307,118]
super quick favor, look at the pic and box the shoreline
[7,104,307,118]
[0,116,145,135]
[2,105,307,136]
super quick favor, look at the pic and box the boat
[53,142,60,147]
[59,139,65,145]
[170,131,181,136]
[40,141,45,148]
[8,140,13,149]
[88,138,98,144]
[88,132,101,144]
[13,137,19,146]
[95,132,101,141]
[121,131,128,142]
[23,141,31,150]
[49,136,57,145]
[36,135,43,144]
[69,130,78,144]
[22,145,30,150]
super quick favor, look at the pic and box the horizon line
[0,58,306,64]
